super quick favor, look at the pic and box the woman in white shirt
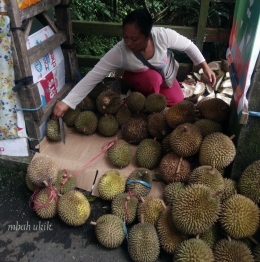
[53,9,216,117]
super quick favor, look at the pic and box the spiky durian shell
[27,156,58,187]
[159,153,191,184]
[163,182,186,206]
[54,170,76,194]
[144,93,167,114]
[107,139,132,168]
[238,160,260,204]
[125,91,146,113]
[214,239,255,262]
[165,100,196,129]
[199,132,236,170]
[58,190,91,226]
[46,119,61,141]
[126,168,153,198]
[63,107,81,127]
[219,194,259,239]
[96,90,121,114]
[147,112,171,140]
[174,238,214,262]
[136,138,162,169]
[74,111,98,135]
[97,114,118,137]
[172,184,221,235]
[111,192,139,224]
[169,123,203,157]
[128,222,160,262]
[156,206,188,254]
[33,188,58,219]
[137,197,165,225]
[188,165,224,194]
[97,170,126,200]
[92,214,126,248]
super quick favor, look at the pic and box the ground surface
[0,166,172,262]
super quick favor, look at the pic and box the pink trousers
[123,69,184,106]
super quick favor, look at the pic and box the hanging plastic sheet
[0,14,29,156]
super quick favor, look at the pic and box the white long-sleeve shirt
[63,27,205,109]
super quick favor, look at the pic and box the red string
[58,169,70,193]
[124,191,140,223]
[32,185,58,211]
[72,140,115,177]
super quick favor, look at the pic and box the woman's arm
[53,45,122,118]
[163,28,216,86]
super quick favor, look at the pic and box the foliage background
[70,0,235,73]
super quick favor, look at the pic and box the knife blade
[59,117,65,144]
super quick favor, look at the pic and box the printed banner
[226,0,260,118]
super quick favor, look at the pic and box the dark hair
[122,9,153,37]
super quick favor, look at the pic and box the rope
[16,100,44,112]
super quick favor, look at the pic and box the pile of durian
[26,156,91,226]
[37,75,260,261]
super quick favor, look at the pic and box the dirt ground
[0,166,172,262]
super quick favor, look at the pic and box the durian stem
[227,235,232,242]
[211,190,223,198]
[176,157,183,174]
[90,221,97,226]
[229,134,235,140]
[140,197,145,203]
[195,234,200,240]
[140,213,144,224]
[161,200,167,210]
[42,180,49,187]
[248,236,259,245]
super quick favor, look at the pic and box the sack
[160,50,179,88]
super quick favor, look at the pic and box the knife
[59,117,65,144]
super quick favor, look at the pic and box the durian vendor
[53,9,216,118]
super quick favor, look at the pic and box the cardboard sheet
[36,127,165,198]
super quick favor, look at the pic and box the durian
[74,111,98,135]
[91,214,126,248]
[156,206,188,254]
[219,194,259,239]
[174,237,214,262]
[107,139,132,168]
[126,168,153,198]
[58,190,91,226]
[33,187,58,219]
[136,138,162,169]
[238,160,260,204]
[46,119,61,141]
[97,170,126,200]
[169,123,203,157]
[165,100,196,129]
[144,93,167,113]
[199,132,236,170]
[214,238,255,262]
[111,192,139,224]
[27,156,58,187]
[172,184,221,235]
[128,216,160,262]
[125,91,146,113]
[159,153,191,184]
[97,114,118,137]
[137,197,165,225]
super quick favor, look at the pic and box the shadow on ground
[0,167,172,262]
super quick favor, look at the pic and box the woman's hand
[53,100,70,119]
[200,61,216,87]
